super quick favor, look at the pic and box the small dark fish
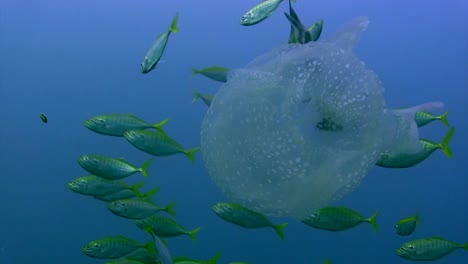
[316,117,343,131]
[40,113,47,123]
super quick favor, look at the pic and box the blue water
[1,0,467,263]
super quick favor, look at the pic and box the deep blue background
[1,0,467,263]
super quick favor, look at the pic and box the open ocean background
[1,0,467,263]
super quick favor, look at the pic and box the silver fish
[141,13,179,74]
[240,0,288,26]
[124,130,199,163]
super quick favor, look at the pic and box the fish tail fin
[144,241,156,254]
[414,210,421,225]
[368,210,379,232]
[284,12,299,27]
[143,226,152,234]
[188,227,201,242]
[165,201,177,216]
[192,90,201,103]
[439,127,455,158]
[152,118,169,131]
[140,158,154,177]
[169,13,179,33]
[130,182,145,197]
[462,242,468,250]
[184,147,200,163]
[141,186,161,201]
[439,111,450,127]
[274,222,288,240]
[208,251,222,264]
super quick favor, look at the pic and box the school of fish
[61,1,465,264]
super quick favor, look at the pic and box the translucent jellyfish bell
[200,17,420,219]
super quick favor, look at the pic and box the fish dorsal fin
[327,16,369,52]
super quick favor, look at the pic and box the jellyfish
[200,17,422,219]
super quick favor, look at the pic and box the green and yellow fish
[120,247,158,264]
[173,252,222,264]
[67,175,143,197]
[94,186,160,202]
[285,0,311,44]
[396,236,468,261]
[141,13,179,74]
[308,18,324,42]
[191,66,229,82]
[124,129,200,163]
[192,90,213,107]
[77,155,153,179]
[240,0,292,26]
[414,111,449,127]
[84,114,168,137]
[212,202,288,240]
[301,206,379,232]
[81,235,155,259]
[107,199,176,219]
[395,212,420,236]
[136,215,201,242]
[376,127,454,168]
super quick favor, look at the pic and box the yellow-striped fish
[396,236,468,261]
[395,212,419,236]
[240,0,293,26]
[81,235,155,259]
[302,206,379,232]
